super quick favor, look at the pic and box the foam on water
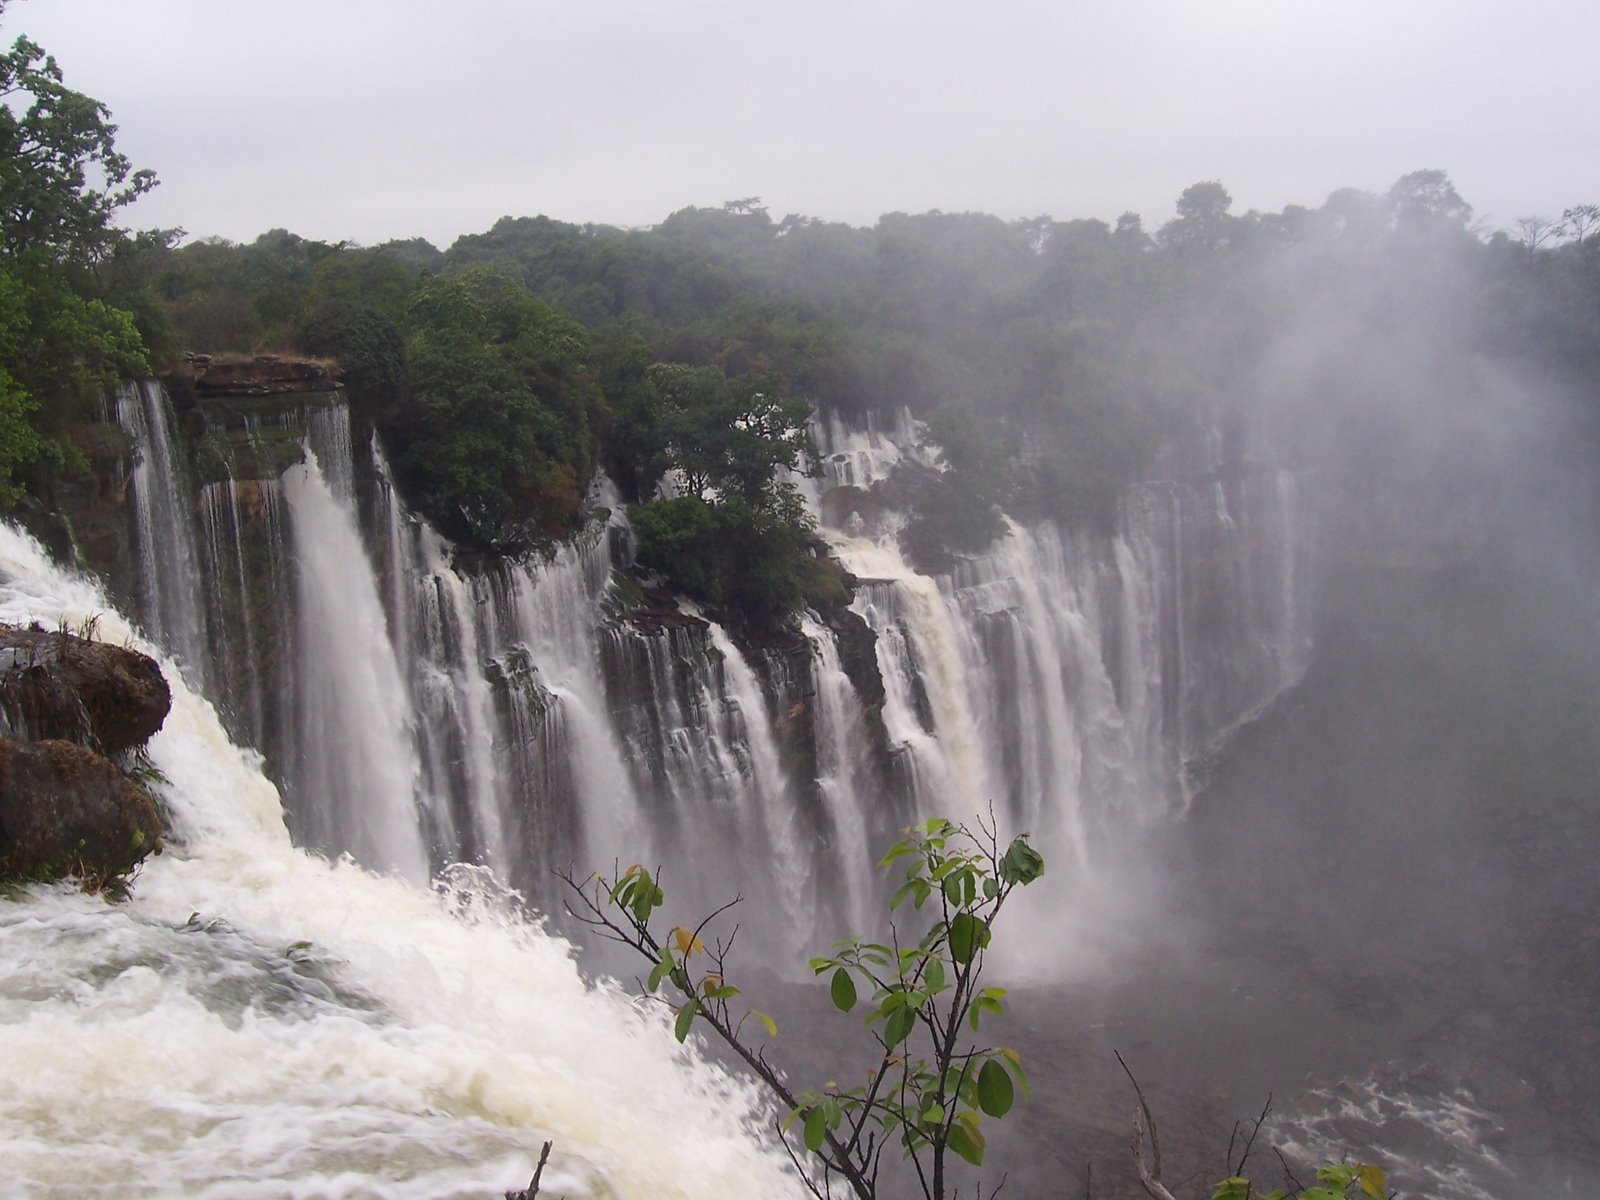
[0,525,800,1200]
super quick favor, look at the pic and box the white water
[283,448,431,883]
[116,380,209,689]
[113,390,1312,970]
[0,526,800,1200]
[798,613,880,937]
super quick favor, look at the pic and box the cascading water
[107,387,1313,961]
[281,443,431,882]
[0,525,802,1199]
[115,380,209,689]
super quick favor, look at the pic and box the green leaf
[890,879,921,911]
[750,1009,778,1038]
[1209,1178,1252,1200]
[1357,1164,1387,1198]
[646,960,668,993]
[673,998,699,1043]
[878,839,918,868]
[949,912,981,963]
[977,1058,1015,1117]
[947,1116,986,1166]
[999,836,1045,885]
[922,956,947,995]
[803,1105,827,1153]
[942,871,964,906]
[997,1047,1030,1100]
[883,1005,915,1048]
[830,967,858,1013]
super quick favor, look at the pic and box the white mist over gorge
[3,4,1599,1197]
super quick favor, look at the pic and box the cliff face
[40,379,1314,948]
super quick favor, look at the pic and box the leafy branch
[560,812,1045,1200]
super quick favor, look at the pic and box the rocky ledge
[0,624,170,893]
[186,352,342,397]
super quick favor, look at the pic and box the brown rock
[0,737,163,887]
[0,626,171,755]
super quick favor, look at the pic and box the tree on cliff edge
[0,3,156,501]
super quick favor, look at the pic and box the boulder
[0,626,171,755]
[0,737,163,887]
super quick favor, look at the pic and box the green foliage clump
[385,268,603,552]
[0,11,157,501]
[630,491,816,624]
[621,361,821,621]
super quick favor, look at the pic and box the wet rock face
[0,738,162,887]
[0,626,171,756]
[189,354,341,397]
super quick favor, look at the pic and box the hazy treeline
[114,179,1600,588]
[4,9,1597,621]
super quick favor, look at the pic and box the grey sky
[11,0,1599,248]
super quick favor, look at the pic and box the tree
[1161,182,1236,251]
[1560,204,1599,246]
[623,361,822,621]
[1514,215,1561,256]
[563,818,1391,1200]
[647,361,815,504]
[0,20,156,265]
[387,268,602,551]
[1385,169,1472,231]
[0,7,155,501]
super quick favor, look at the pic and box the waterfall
[806,410,1314,851]
[105,389,1314,958]
[115,380,209,688]
[799,612,885,937]
[0,524,800,1200]
[282,443,431,882]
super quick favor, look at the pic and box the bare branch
[504,1139,552,1200]
[1117,1052,1179,1200]
[1233,1094,1272,1177]
[1273,1146,1307,1193]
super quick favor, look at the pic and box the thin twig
[1234,1094,1272,1177]
[1274,1146,1307,1194]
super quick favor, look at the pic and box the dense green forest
[4,4,1599,625]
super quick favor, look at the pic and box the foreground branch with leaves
[561,814,1043,1200]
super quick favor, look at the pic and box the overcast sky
[9,0,1599,248]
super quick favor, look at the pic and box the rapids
[0,526,801,1200]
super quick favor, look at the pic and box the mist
[983,191,1600,1198]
